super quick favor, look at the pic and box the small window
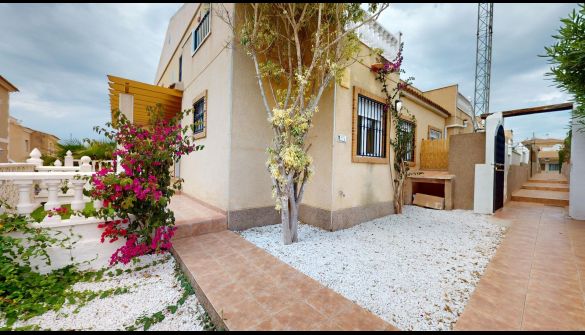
[178,55,182,82]
[399,118,416,162]
[352,87,388,164]
[428,127,442,140]
[193,90,207,139]
[24,139,29,152]
[191,7,211,55]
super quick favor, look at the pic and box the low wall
[506,164,530,202]
[448,132,486,210]
[10,219,126,274]
[562,161,571,182]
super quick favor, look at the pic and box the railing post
[80,156,92,172]
[14,179,36,215]
[54,159,62,167]
[44,179,61,211]
[64,150,74,167]
[26,148,43,167]
[70,179,86,212]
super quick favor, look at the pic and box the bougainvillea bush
[91,105,203,265]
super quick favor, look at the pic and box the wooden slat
[109,93,182,107]
[108,75,183,97]
[480,102,573,119]
[420,138,449,170]
[108,83,182,104]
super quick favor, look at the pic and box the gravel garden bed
[239,205,506,331]
[1,253,209,331]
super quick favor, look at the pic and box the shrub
[90,105,202,265]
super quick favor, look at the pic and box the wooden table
[404,170,455,210]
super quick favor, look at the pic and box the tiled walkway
[455,201,585,330]
[172,231,397,331]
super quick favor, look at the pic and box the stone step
[522,182,569,192]
[169,194,227,239]
[511,189,569,207]
[526,179,568,185]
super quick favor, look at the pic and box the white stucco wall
[569,118,585,220]
[474,112,504,214]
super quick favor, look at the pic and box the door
[493,125,505,211]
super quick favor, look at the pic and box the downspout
[444,122,466,137]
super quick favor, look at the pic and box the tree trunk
[289,198,299,243]
[280,196,293,245]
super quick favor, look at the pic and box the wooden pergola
[108,75,183,126]
[480,102,573,119]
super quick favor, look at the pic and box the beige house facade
[522,138,563,173]
[7,117,59,163]
[147,3,472,231]
[0,75,19,163]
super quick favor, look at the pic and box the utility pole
[472,3,494,131]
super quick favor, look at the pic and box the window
[399,118,415,162]
[24,139,29,152]
[193,90,207,139]
[191,7,211,55]
[352,87,388,163]
[428,126,442,140]
[178,55,182,82]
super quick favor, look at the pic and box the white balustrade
[0,172,94,221]
[64,150,74,167]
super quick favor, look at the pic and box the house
[109,3,473,231]
[522,137,563,173]
[7,117,60,162]
[0,75,19,163]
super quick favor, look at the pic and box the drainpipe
[444,120,467,137]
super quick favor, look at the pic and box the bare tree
[219,3,390,244]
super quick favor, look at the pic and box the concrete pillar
[119,93,134,123]
[569,119,585,220]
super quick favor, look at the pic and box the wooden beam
[110,93,183,107]
[109,83,182,104]
[108,75,183,97]
[480,102,573,119]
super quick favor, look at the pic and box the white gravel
[3,253,205,331]
[239,205,505,331]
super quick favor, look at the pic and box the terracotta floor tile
[526,279,584,309]
[313,320,345,331]
[332,303,390,331]
[237,271,277,295]
[279,273,322,297]
[522,292,585,330]
[272,300,329,331]
[254,316,287,331]
[253,284,298,314]
[304,287,356,318]
[455,307,521,331]
[195,267,234,292]
[207,282,253,314]
[221,297,269,330]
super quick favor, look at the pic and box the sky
[0,3,577,144]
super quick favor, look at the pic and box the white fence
[1,148,121,272]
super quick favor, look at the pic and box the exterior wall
[8,118,31,162]
[448,132,486,209]
[506,164,529,202]
[328,45,398,230]
[0,88,8,162]
[158,3,235,211]
[401,96,447,169]
[423,85,473,137]
[30,132,59,157]
[569,120,585,220]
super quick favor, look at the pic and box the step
[511,189,569,207]
[522,182,569,192]
[169,194,227,239]
[526,179,568,185]
[172,231,397,331]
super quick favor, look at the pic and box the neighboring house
[521,138,563,173]
[8,116,60,163]
[109,3,473,231]
[0,75,19,163]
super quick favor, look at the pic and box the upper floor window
[352,87,388,164]
[178,55,182,82]
[192,8,211,56]
[193,90,207,139]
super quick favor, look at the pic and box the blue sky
[0,3,576,143]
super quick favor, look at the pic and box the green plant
[29,202,96,223]
[558,128,572,171]
[544,4,585,132]
[219,3,390,244]
[90,105,203,264]
[374,43,418,214]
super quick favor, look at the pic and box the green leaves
[544,4,585,131]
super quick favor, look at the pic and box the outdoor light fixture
[395,100,402,111]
